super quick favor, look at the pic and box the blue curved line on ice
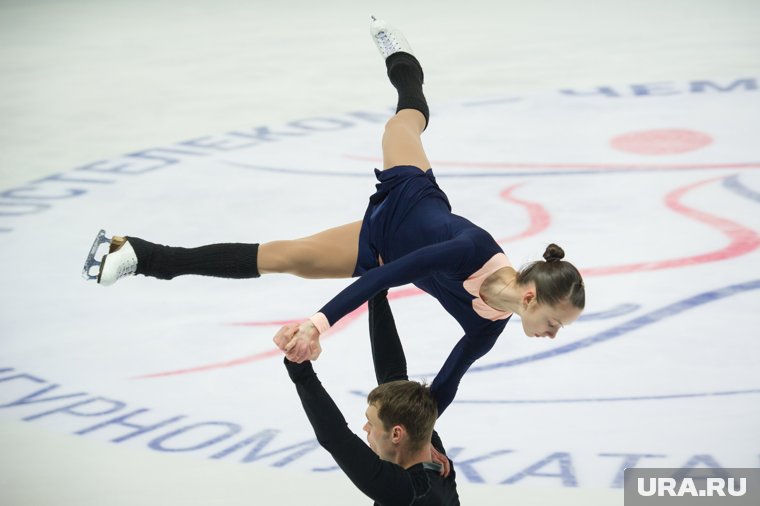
[452,389,760,404]
[577,303,640,321]
[724,174,760,203]
[347,388,760,404]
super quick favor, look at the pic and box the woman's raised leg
[371,18,431,172]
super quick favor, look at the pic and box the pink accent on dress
[462,253,513,321]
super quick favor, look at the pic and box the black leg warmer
[127,237,260,280]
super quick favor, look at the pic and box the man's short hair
[367,380,438,452]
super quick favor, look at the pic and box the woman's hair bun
[543,243,565,263]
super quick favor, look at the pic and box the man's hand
[273,323,300,352]
[273,321,322,363]
[430,443,451,478]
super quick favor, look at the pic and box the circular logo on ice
[1,78,759,486]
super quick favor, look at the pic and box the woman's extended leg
[97,221,361,285]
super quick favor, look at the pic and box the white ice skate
[369,16,415,59]
[81,229,137,286]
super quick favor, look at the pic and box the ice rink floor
[2,1,759,504]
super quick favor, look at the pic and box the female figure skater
[88,17,585,415]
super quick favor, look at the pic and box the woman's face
[521,297,582,339]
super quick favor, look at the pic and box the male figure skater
[277,290,459,505]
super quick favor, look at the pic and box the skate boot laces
[370,16,414,59]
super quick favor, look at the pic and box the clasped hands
[273,321,322,363]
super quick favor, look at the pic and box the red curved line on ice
[580,175,760,276]
[134,183,545,379]
[495,184,552,243]
[132,307,371,379]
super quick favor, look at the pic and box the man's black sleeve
[368,290,408,384]
[285,358,415,504]
[369,290,454,465]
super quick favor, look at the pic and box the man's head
[363,380,437,461]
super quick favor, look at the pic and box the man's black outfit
[285,290,460,505]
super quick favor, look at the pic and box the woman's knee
[384,114,416,139]
[258,240,313,275]
[384,110,425,136]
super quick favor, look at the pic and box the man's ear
[391,425,405,445]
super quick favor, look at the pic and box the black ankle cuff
[385,52,429,129]
[385,52,424,84]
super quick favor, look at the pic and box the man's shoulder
[407,464,460,505]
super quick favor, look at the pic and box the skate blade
[81,229,112,281]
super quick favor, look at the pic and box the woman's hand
[273,321,322,363]
[430,443,451,478]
